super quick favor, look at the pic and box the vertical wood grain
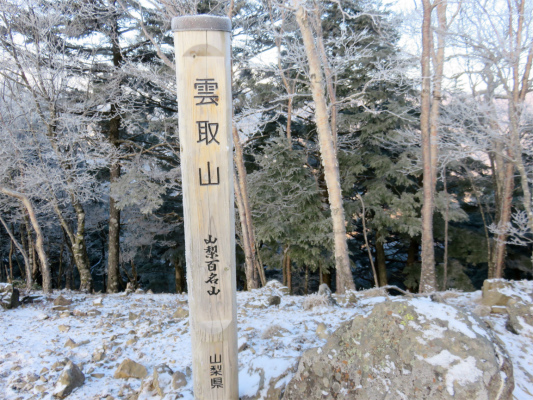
[174,28,238,400]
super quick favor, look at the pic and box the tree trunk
[234,176,256,290]
[107,4,123,293]
[72,202,93,292]
[295,6,354,293]
[419,0,437,293]
[443,168,449,291]
[0,215,31,290]
[8,238,13,283]
[174,258,185,293]
[107,159,121,293]
[320,268,332,289]
[233,126,266,287]
[492,161,514,278]
[375,234,388,287]
[286,252,292,295]
[0,186,51,292]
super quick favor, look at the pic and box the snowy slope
[0,282,532,399]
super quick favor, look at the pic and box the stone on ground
[0,283,20,310]
[53,361,85,398]
[53,295,72,306]
[114,359,147,379]
[283,298,514,400]
[153,363,174,396]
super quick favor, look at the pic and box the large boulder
[283,298,514,400]
[53,361,85,398]
[0,283,19,310]
[481,279,533,307]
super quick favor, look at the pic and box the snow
[423,351,483,396]
[0,282,532,399]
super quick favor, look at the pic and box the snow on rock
[0,280,532,399]
[283,298,514,400]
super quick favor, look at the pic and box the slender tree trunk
[492,161,514,278]
[234,176,256,290]
[443,169,449,291]
[358,195,379,287]
[233,126,266,287]
[419,0,437,293]
[295,6,354,293]
[0,215,31,290]
[305,264,309,294]
[72,202,93,292]
[8,239,13,283]
[174,257,185,293]
[286,252,292,295]
[107,4,123,293]
[375,233,388,287]
[107,158,121,293]
[57,235,64,289]
[0,186,51,292]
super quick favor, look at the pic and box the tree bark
[375,233,388,287]
[8,238,13,283]
[419,0,437,293]
[0,186,51,292]
[174,257,185,293]
[0,215,31,290]
[295,6,354,293]
[492,161,514,278]
[71,202,93,292]
[107,3,123,293]
[233,126,266,287]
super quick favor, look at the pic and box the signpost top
[172,15,231,32]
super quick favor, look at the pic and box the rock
[135,289,145,294]
[173,307,189,319]
[92,348,105,362]
[147,289,154,294]
[268,295,281,307]
[491,306,508,314]
[58,325,70,333]
[53,295,72,306]
[481,279,533,307]
[72,309,86,317]
[59,311,71,318]
[283,299,514,400]
[172,371,187,389]
[506,301,533,337]
[114,359,147,379]
[64,338,77,348]
[0,284,20,310]
[93,297,104,307]
[126,337,138,346]
[318,284,337,306]
[128,312,139,321]
[315,323,329,340]
[472,305,491,317]
[153,364,174,396]
[87,309,101,316]
[37,313,49,321]
[53,361,85,398]
[53,306,70,311]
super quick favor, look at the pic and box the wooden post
[172,15,238,400]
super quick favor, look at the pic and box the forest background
[0,0,532,296]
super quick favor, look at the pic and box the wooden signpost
[172,15,238,400]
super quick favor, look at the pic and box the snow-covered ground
[1,282,532,399]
